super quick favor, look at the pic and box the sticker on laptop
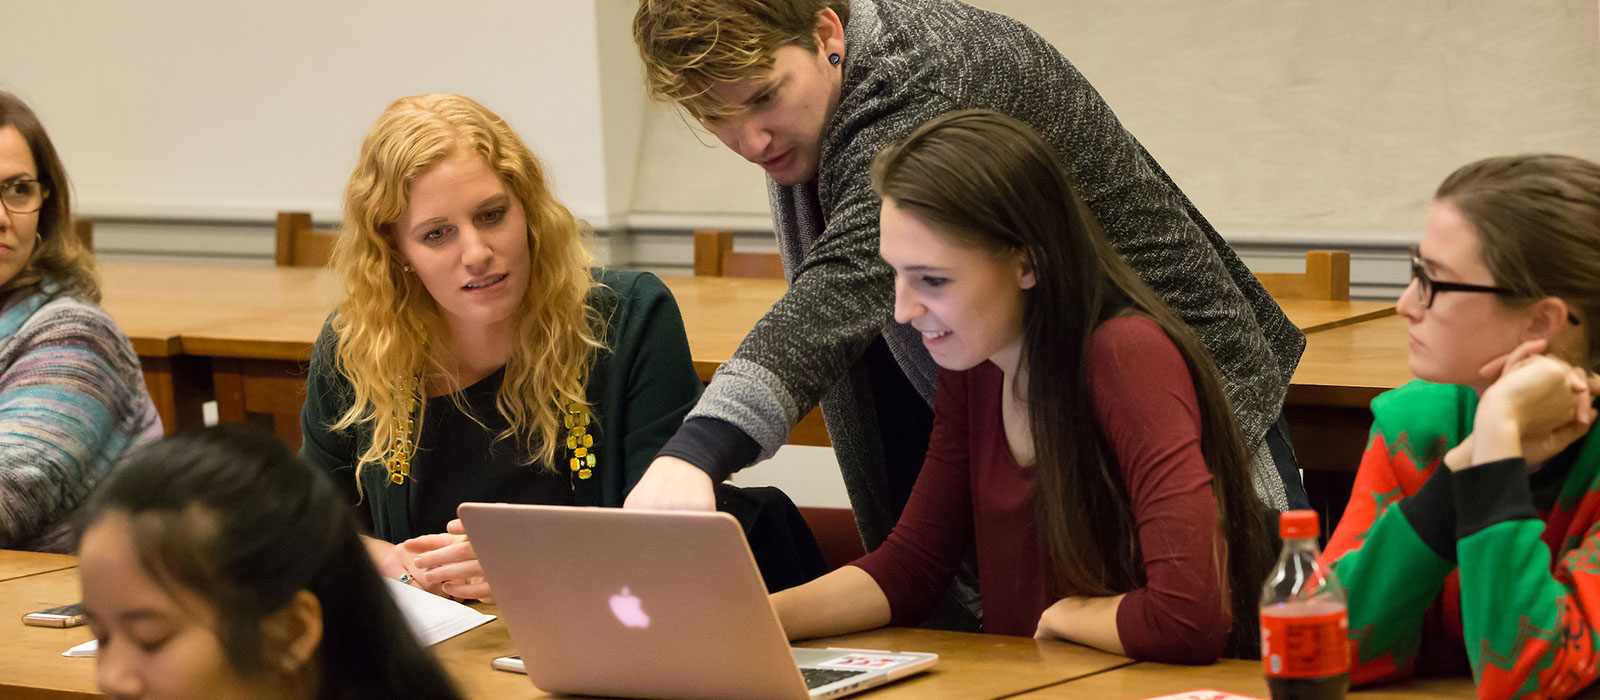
[816,653,921,670]
[1138,691,1263,700]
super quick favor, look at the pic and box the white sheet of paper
[382,577,496,647]
[62,579,495,657]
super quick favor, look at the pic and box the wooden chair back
[274,211,337,268]
[1254,250,1350,301]
[693,230,785,280]
[71,218,93,251]
[798,506,866,572]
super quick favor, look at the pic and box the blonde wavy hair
[0,91,98,303]
[330,93,603,476]
[633,0,849,121]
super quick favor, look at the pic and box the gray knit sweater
[690,0,1304,546]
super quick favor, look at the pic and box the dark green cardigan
[298,270,702,542]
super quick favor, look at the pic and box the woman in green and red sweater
[1324,154,1600,700]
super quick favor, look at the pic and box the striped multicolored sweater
[1324,379,1600,700]
[0,285,161,552]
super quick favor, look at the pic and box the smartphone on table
[22,602,86,628]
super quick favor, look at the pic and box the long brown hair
[1435,154,1600,371]
[0,91,97,303]
[871,110,1271,655]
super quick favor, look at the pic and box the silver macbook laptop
[457,503,937,700]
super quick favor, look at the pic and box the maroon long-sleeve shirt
[851,316,1231,662]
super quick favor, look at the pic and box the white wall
[633,0,1600,242]
[14,1,1599,255]
[4,1,618,225]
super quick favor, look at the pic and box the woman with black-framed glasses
[0,91,161,552]
[1408,245,1580,325]
[1323,154,1600,700]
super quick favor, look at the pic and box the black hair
[77,426,465,700]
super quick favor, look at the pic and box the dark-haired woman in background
[77,426,465,700]
[0,91,160,552]
[770,110,1273,663]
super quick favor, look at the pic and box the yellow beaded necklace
[383,374,423,485]
[383,373,597,484]
[564,393,594,481]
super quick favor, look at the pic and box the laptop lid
[458,503,814,700]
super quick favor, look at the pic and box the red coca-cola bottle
[1260,510,1349,700]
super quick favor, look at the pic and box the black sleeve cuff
[1397,466,1457,562]
[1453,458,1539,540]
[656,417,761,483]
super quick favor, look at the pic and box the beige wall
[631,0,1600,241]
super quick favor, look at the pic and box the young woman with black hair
[76,426,465,700]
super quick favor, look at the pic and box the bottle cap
[1279,510,1319,539]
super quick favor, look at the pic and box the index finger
[414,539,477,569]
[400,532,463,555]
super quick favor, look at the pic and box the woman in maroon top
[769,110,1274,663]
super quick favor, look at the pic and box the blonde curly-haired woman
[299,94,705,601]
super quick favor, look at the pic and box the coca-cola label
[1260,610,1349,678]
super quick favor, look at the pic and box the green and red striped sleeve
[1323,381,1474,685]
[1325,427,1455,684]
[1454,457,1600,700]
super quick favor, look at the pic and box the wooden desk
[0,567,97,699]
[0,550,75,582]
[97,263,338,439]
[98,261,1401,456]
[1018,658,1476,699]
[1283,299,1394,334]
[434,621,1133,699]
[97,263,829,447]
[0,557,1132,700]
[1289,313,1412,409]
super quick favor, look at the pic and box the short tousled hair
[633,0,850,121]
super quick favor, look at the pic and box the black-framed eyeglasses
[0,178,48,215]
[1409,246,1580,325]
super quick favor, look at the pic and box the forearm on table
[771,565,891,641]
[1040,594,1127,656]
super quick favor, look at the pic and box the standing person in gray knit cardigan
[628,0,1305,576]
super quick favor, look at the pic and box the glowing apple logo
[609,587,650,629]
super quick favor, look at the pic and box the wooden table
[0,557,1131,700]
[1017,658,1476,699]
[0,550,75,582]
[0,554,1490,700]
[433,621,1134,699]
[99,261,1401,455]
[1281,299,1394,334]
[97,262,830,447]
[0,567,96,699]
